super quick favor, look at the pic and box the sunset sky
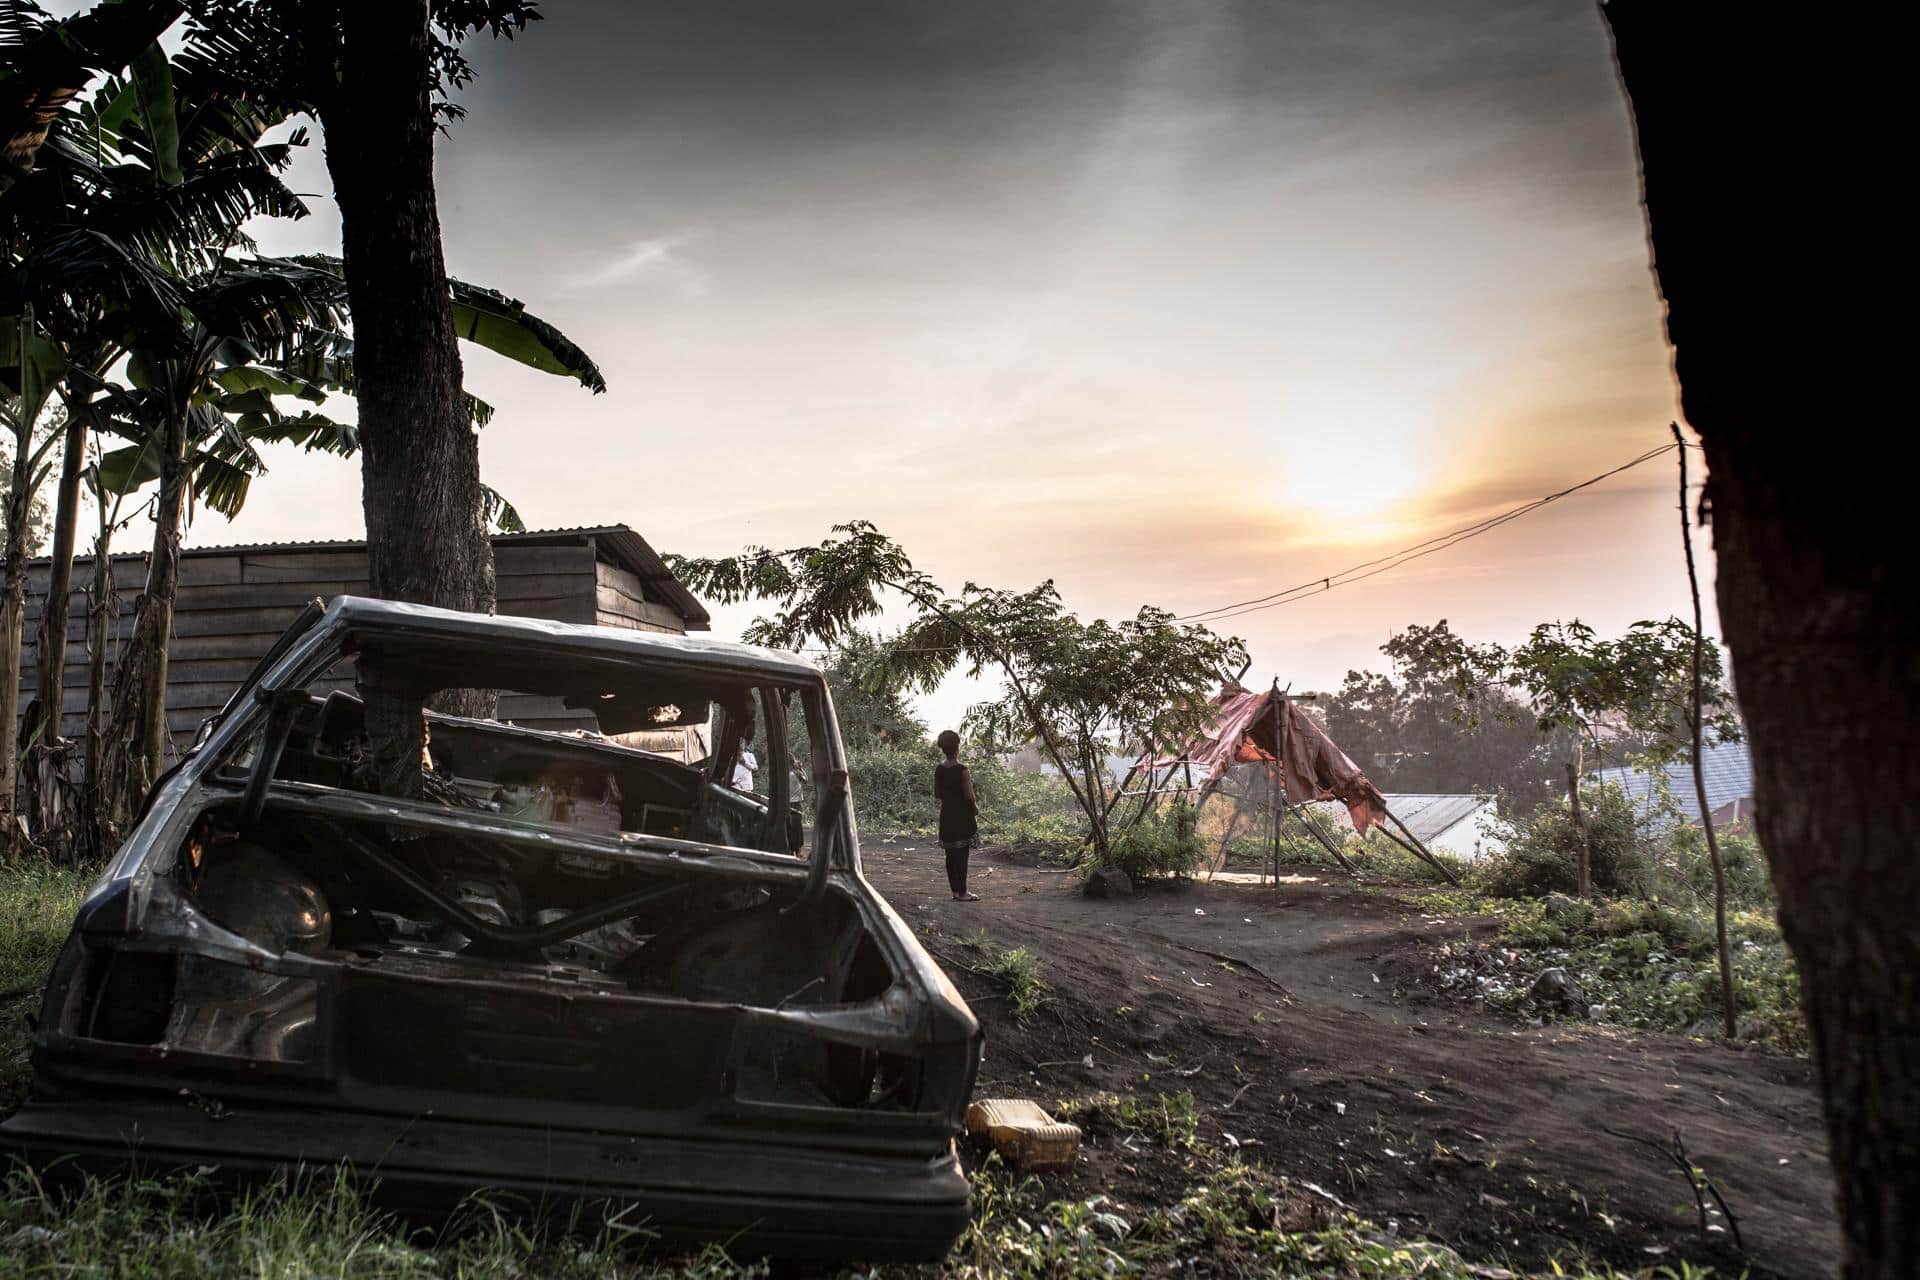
[148,0,1701,726]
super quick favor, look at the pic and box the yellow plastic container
[964,1098,1082,1171]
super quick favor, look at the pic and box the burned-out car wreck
[0,598,981,1261]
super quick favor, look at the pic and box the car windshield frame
[192,598,857,874]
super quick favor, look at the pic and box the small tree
[1325,620,1565,810]
[670,522,1244,862]
[1462,619,1738,898]
[953,604,1243,863]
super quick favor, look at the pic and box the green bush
[845,745,1084,843]
[1410,885,1806,1052]
[1652,826,1777,910]
[1473,783,1656,898]
[1101,802,1205,882]
[845,744,939,834]
[973,759,1084,844]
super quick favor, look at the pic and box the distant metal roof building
[1327,792,1504,859]
[1375,794,1496,844]
[1595,738,1753,827]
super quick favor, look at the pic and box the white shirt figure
[732,745,758,791]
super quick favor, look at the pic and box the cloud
[565,235,708,294]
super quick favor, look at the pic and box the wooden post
[1268,762,1281,886]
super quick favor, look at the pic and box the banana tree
[3,13,312,846]
[87,251,592,831]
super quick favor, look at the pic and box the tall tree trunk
[0,424,34,852]
[1605,7,1914,1274]
[321,0,494,796]
[99,406,188,831]
[34,406,85,742]
[1565,744,1592,896]
[82,524,113,853]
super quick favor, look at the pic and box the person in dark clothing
[933,729,980,901]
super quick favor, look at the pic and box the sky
[129,1,1701,728]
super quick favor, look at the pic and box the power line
[1174,442,1680,625]
[751,436,1693,655]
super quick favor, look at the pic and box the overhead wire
[753,434,1696,654]
[1173,442,1682,625]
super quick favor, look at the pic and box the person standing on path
[933,730,980,901]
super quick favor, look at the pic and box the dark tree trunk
[321,0,496,795]
[33,407,85,737]
[0,426,33,852]
[82,522,114,852]
[1605,7,1915,1275]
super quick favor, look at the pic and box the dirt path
[863,838,1836,1278]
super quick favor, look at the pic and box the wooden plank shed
[20,525,711,748]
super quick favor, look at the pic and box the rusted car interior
[0,599,980,1261]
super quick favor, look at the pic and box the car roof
[321,596,822,683]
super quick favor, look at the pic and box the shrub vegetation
[1098,802,1206,883]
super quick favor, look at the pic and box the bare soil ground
[864,837,1837,1279]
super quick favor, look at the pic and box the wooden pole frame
[1379,810,1461,885]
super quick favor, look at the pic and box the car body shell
[0,598,981,1262]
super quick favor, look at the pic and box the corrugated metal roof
[1376,794,1495,842]
[1323,793,1493,841]
[1595,738,1752,825]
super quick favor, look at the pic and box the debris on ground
[965,1098,1082,1171]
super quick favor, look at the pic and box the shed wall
[19,541,680,750]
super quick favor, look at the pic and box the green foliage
[823,635,929,751]
[843,744,1080,845]
[1652,826,1776,911]
[669,524,1244,860]
[1473,784,1658,898]
[1408,888,1804,1053]
[1502,620,1741,770]
[2,859,92,1105]
[973,761,1083,845]
[844,744,939,833]
[1101,801,1205,882]
[1324,621,1564,811]
[0,1066,1733,1278]
[1331,619,1741,826]
[0,432,50,553]
[949,1149,1712,1279]
[948,1160,1149,1279]
[976,942,1049,1022]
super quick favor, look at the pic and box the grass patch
[0,858,89,993]
[0,1113,1735,1278]
[959,931,1050,1022]
[939,1151,1727,1279]
[1054,1090,1201,1152]
[1,858,90,1108]
[0,1162,768,1279]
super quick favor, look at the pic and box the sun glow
[1269,388,1433,525]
